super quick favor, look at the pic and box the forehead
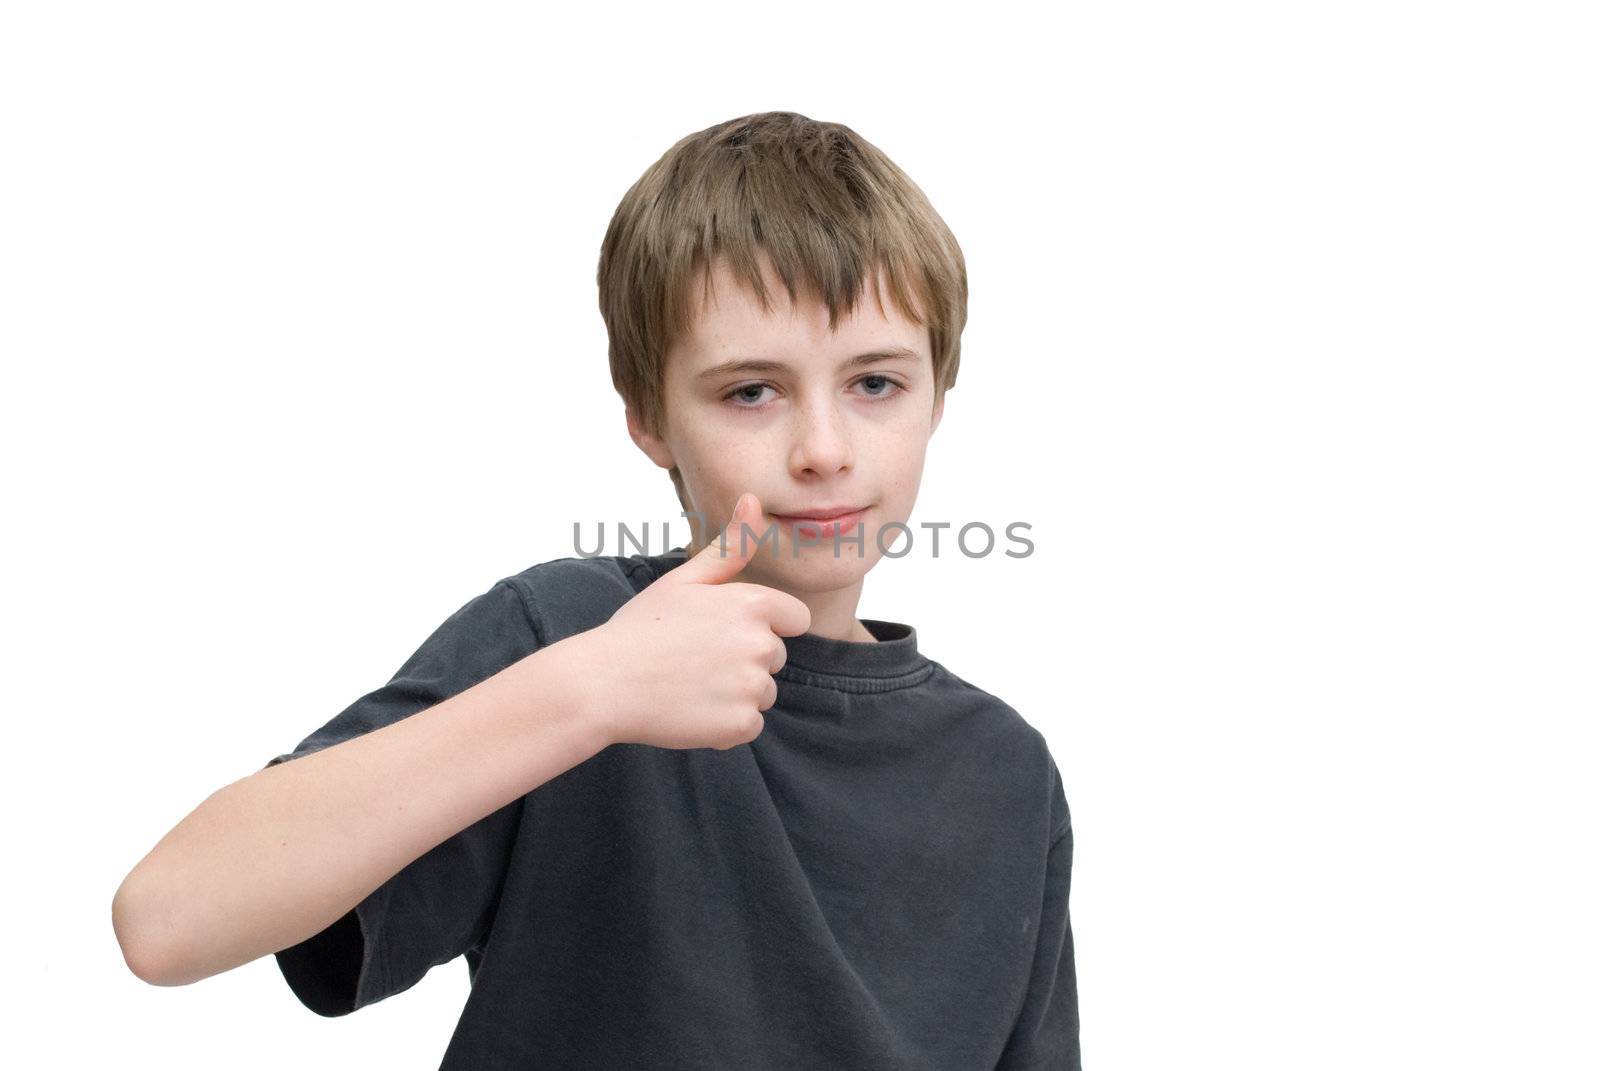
[675,253,928,363]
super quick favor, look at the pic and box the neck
[794,583,877,643]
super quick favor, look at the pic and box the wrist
[536,630,620,751]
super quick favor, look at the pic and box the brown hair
[596,110,967,515]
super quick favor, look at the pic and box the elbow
[112,871,185,987]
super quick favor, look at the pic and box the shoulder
[921,660,1052,763]
[499,552,659,644]
[923,659,1069,837]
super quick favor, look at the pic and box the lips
[772,505,869,521]
[769,505,870,541]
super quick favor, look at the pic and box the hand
[564,492,812,750]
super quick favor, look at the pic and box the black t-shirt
[266,547,1080,1069]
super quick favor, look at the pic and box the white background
[4,2,1595,1068]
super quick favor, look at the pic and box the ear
[625,403,676,470]
[930,391,945,437]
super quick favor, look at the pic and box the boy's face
[628,252,944,596]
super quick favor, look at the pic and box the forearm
[112,638,608,987]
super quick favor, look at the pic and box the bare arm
[111,637,609,987]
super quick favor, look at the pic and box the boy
[113,110,1080,1069]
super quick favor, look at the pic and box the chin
[757,543,877,590]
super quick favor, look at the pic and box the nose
[787,396,853,478]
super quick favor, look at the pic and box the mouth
[769,505,871,540]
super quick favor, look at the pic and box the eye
[721,374,908,411]
[855,373,906,399]
[724,382,775,408]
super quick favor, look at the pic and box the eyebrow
[696,346,920,380]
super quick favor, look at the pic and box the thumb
[674,492,764,585]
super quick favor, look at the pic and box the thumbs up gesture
[561,493,812,751]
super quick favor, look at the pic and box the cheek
[876,421,931,466]
[878,438,931,497]
[681,434,770,494]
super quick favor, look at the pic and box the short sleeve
[997,760,1082,1069]
[264,577,545,1016]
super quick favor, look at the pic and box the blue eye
[722,375,907,410]
[857,374,903,399]
[726,383,774,407]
